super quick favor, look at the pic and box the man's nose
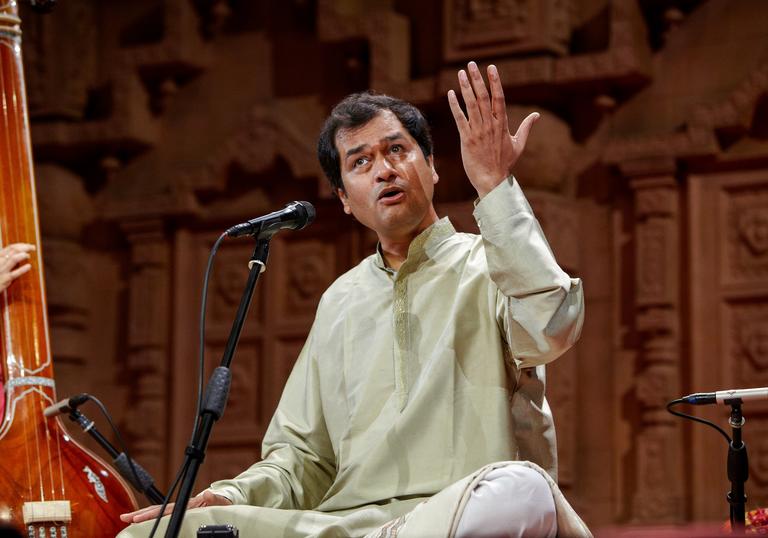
[374,156,397,182]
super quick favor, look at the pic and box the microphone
[226,201,315,238]
[680,387,768,405]
[43,393,89,417]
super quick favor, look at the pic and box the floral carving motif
[741,319,768,371]
[636,367,674,409]
[739,209,768,256]
[727,188,768,283]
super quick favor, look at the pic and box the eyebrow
[344,132,407,159]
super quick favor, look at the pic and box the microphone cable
[63,393,149,501]
[147,231,227,538]
[666,398,732,443]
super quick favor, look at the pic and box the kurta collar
[373,217,456,273]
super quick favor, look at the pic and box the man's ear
[428,155,439,185]
[337,188,352,215]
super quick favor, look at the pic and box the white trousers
[455,465,558,538]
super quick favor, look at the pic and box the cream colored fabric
[454,465,557,537]
[364,461,592,538]
[118,177,585,537]
[117,464,592,538]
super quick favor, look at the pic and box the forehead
[334,110,411,154]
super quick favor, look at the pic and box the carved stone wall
[16,0,768,531]
[690,170,768,518]
[120,221,172,481]
[628,176,684,522]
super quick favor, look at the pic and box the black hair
[317,91,433,195]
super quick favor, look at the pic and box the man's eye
[353,157,368,168]
[390,144,402,153]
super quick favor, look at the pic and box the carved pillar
[120,219,171,482]
[629,175,684,522]
[443,0,572,61]
[36,165,94,385]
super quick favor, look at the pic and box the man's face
[335,110,439,240]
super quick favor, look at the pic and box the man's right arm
[121,315,336,523]
[207,320,336,509]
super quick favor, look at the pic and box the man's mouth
[377,187,405,204]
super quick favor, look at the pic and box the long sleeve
[208,322,336,509]
[472,176,583,481]
[473,176,584,370]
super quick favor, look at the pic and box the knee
[456,465,557,538]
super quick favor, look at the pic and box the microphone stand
[65,408,165,504]
[727,402,748,532]
[165,236,271,538]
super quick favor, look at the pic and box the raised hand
[447,61,539,198]
[0,243,35,293]
[119,490,232,525]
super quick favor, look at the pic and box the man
[120,62,589,537]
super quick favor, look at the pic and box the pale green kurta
[119,177,585,537]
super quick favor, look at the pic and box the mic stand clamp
[726,402,748,532]
[165,237,271,538]
[65,408,165,504]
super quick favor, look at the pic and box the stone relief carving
[727,187,768,282]
[36,166,94,366]
[632,429,682,521]
[739,209,768,257]
[284,240,335,318]
[630,179,683,522]
[211,247,255,324]
[636,188,677,217]
[636,365,675,410]
[119,222,171,481]
[212,344,259,430]
[21,0,97,119]
[526,192,580,272]
[636,219,670,305]
[729,302,768,387]
[444,0,571,60]
[740,318,768,372]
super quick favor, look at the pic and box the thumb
[512,112,539,149]
[199,490,232,506]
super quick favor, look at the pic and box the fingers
[0,243,36,258]
[0,244,35,292]
[119,502,174,524]
[1,251,32,270]
[512,112,540,151]
[9,264,31,279]
[0,243,35,269]
[447,89,469,137]
[487,65,508,132]
[118,491,232,525]
[452,62,501,130]
[457,68,481,127]
[467,62,492,124]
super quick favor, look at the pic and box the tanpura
[0,1,139,535]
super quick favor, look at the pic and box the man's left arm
[448,61,584,368]
[474,176,584,368]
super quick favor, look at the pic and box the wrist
[472,173,511,199]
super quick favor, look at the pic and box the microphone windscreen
[297,201,316,229]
